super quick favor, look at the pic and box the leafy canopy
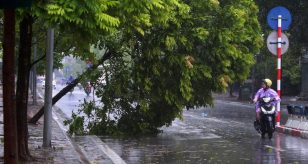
[66,0,263,136]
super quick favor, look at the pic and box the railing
[286,105,308,130]
[287,105,308,118]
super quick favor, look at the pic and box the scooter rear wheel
[268,132,273,139]
[267,119,274,139]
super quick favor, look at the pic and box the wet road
[100,102,308,164]
[53,86,308,163]
[50,84,98,118]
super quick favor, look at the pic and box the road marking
[90,136,127,164]
[215,100,254,109]
[52,111,68,132]
[264,145,285,152]
[184,112,230,124]
[163,114,222,139]
[52,110,91,164]
[39,86,124,163]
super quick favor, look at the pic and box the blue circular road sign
[267,6,292,30]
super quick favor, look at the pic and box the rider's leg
[256,111,261,122]
[273,113,276,129]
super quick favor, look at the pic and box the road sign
[267,6,292,30]
[266,31,289,55]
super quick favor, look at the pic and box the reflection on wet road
[53,86,308,163]
[52,84,98,118]
[100,102,308,164]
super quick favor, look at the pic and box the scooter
[255,96,276,139]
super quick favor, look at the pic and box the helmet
[262,78,272,87]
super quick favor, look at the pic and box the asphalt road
[52,84,308,164]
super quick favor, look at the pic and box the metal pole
[251,54,256,100]
[43,28,54,147]
[276,15,282,126]
[33,37,37,105]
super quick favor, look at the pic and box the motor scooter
[255,96,276,139]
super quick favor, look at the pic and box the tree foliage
[27,0,121,75]
[66,0,263,136]
[10,0,159,161]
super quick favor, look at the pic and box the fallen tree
[28,50,113,124]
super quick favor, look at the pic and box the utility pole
[43,28,54,147]
[251,54,256,99]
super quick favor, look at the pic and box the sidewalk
[0,86,90,163]
[213,92,308,139]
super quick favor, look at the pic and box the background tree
[16,12,34,160]
[254,0,308,95]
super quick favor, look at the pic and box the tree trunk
[3,9,19,164]
[29,50,113,124]
[229,84,234,97]
[16,15,33,161]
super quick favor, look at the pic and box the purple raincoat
[253,88,281,112]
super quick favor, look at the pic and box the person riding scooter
[253,78,280,138]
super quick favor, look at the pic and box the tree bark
[29,49,113,124]
[3,9,19,164]
[229,83,234,97]
[16,15,33,161]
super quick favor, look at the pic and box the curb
[276,126,308,139]
[37,89,91,163]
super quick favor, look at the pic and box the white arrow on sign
[267,31,289,55]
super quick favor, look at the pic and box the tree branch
[28,54,45,72]
[29,48,114,124]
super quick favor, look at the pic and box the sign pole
[267,6,291,127]
[276,15,282,126]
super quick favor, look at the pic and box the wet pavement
[0,104,86,163]
[49,84,99,119]
[55,86,308,164]
[0,85,88,163]
[96,102,308,164]
[2,82,308,163]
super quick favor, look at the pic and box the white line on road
[38,87,125,163]
[184,112,230,124]
[52,111,68,132]
[264,145,286,152]
[215,100,255,109]
[90,136,127,164]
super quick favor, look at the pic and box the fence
[285,105,308,130]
